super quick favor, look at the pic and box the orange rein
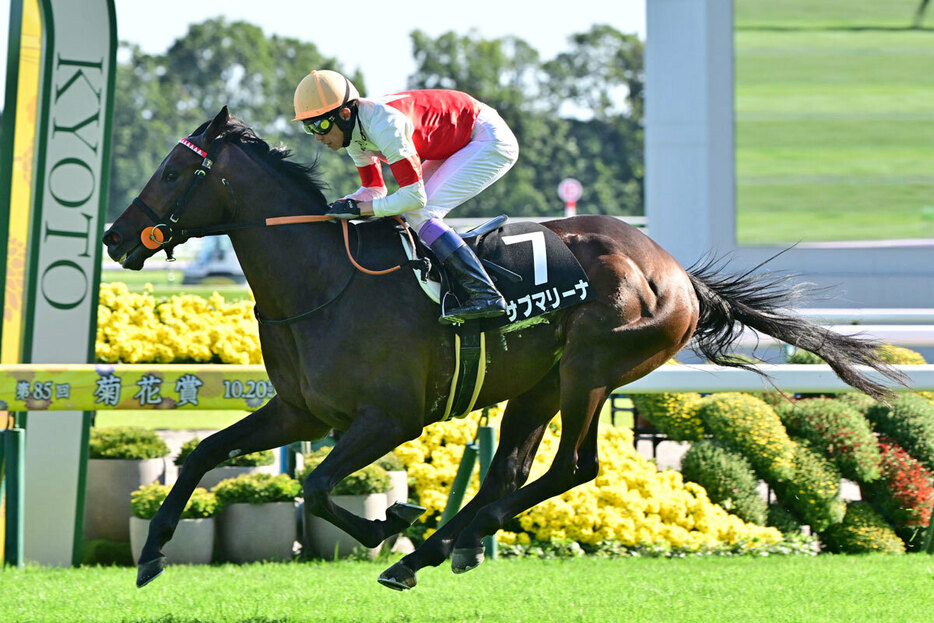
[263,214,415,276]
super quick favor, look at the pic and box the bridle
[130,135,426,324]
[132,138,224,260]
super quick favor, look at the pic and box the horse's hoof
[451,546,485,574]
[386,502,426,526]
[378,562,417,591]
[136,556,166,588]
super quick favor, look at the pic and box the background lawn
[734,0,934,244]
[1,555,933,622]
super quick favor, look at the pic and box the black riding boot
[439,245,507,324]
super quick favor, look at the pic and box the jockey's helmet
[293,70,360,121]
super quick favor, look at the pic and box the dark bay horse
[103,107,904,590]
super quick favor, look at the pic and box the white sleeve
[372,182,426,218]
[343,185,388,202]
[362,105,428,217]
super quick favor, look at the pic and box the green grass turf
[736,0,927,28]
[733,2,934,244]
[1,555,933,622]
[93,409,249,431]
[101,270,252,302]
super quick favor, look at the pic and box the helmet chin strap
[336,103,358,148]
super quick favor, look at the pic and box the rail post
[477,421,497,560]
[439,441,478,527]
[2,428,25,567]
[924,499,934,555]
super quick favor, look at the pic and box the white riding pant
[403,104,519,233]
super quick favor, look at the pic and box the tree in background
[408,26,644,217]
[109,19,644,221]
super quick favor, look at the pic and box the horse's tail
[685,256,908,401]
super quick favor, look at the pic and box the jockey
[293,69,519,325]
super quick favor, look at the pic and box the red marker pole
[557,178,582,218]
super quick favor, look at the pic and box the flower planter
[304,493,387,560]
[197,464,278,491]
[130,516,214,564]
[385,471,409,508]
[84,458,165,541]
[216,501,297,563]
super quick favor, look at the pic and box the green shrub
[697,393,795,481]
[295,460,390,495]
[377,452,405,472]
[130,483,217,519]
[865,393,934,472]
[818,502,905,554]
[212,473,301,506]
[775,398,881,482]
[174,437,276,467]
[860,438,934,535]
[680,440,766,525]
[630,392,705,441]
[766,504,801,536]
[786,349,824,364]
[770,439,845,532]
[835,392,877,414]
[88,427,169,460]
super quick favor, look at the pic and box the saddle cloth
[400,218,593,331]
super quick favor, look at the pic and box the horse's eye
[164,170,179,182]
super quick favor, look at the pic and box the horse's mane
[192,118,329,202]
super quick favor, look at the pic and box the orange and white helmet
[293,70,360,121]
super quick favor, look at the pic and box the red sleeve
[389,156,422,188]
[357,163,384,188]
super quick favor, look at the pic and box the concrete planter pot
[130,516,214,565]
[196,464,278,491]
[304,493,387,560]
[84,458,165,541]
[216,501,297,563]
[385,471,409,507]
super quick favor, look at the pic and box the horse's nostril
[103,230,122,246]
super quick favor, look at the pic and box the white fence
[619,364,934,394]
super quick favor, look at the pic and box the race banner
[0,364,275,411]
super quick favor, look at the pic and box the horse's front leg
[302,404,425,549]
[137,396,328,588]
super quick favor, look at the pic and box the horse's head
[103,106,233,270]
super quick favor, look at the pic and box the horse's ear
[204,106,230,143]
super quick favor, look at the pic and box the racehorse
[103,107,905,590]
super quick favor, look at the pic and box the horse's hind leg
[450,365,609,574]
[379,371,560,590]
[137,396,328,588]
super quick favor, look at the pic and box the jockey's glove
[325,198,360,219]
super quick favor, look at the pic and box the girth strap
[441,323,486,421]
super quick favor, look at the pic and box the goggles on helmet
[302,115,335,136]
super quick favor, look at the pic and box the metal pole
[0,429,5,563]
[439,442,478,527]
[477,424,497,560]
[924,499,934,555]
[3,428,25,567]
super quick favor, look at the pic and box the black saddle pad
[467,222,592,330]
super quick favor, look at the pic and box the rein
[133,136,426,326]
[135,136,420,278]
